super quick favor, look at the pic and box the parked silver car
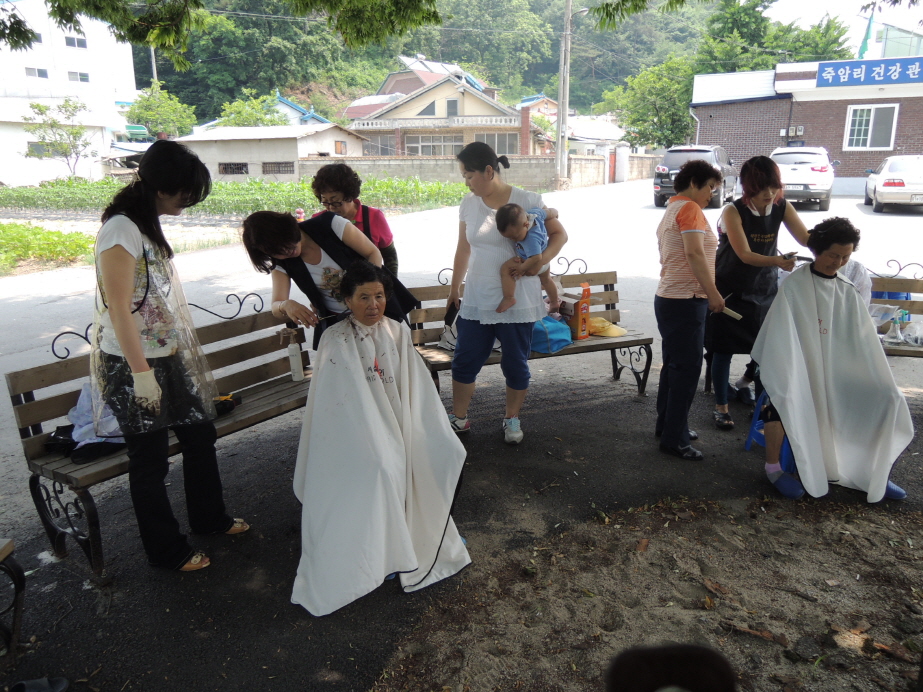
[865,155,923,213]
[770,147,837,211]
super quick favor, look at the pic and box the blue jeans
[655,296,707,448]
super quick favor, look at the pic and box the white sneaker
[448,413,470,433]
[502,417,523,445]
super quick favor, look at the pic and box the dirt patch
[373,497,923,692]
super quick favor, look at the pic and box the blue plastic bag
[531,316,572,354]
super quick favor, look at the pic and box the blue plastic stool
[746,390,796,473]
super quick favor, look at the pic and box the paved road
[2,179,922,544]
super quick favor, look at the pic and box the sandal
[225,518,250,535]
[179,551,210,572]
[713,410,735,430]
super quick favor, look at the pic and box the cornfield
[0,176,469,216]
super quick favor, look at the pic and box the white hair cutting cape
[291,316,470,616]
[752,264,913,502]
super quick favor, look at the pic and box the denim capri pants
[451,316,533,390]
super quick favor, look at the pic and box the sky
[765,0,923,53]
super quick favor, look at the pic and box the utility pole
[554,3,588,190]
[150,46,158,83]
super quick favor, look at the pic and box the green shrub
[0,176,469,215]
[0,222,94,274]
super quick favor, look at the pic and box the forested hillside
[131,0,712,122]
[130,0,850,125]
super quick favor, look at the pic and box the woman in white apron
[91,140,248,571]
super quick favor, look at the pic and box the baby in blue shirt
[496,203,560,313]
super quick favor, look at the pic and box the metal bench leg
[0,553,25,668]
[612,344,653,396]
[431,370,440,392]
[29,476,107,583]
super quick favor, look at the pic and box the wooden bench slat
[559,271,617,288]
[213,356,299,394]
[195,311,284,346]
[13,388,82,430]
[206,332,305,372]
[5,354,91,397]
[871,277,923,293]
[409,306,449,323]
[870,299,923,314]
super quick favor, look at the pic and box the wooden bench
[870,275,923,357]
[5,307,310,583]
[0,538,25,668]
[408,271,654,395]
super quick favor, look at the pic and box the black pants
[125,422,232,569]
[655,296,707,448]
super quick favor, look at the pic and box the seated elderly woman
[752,217,911,502]
[290,262,471,616]
[241,210,416,350]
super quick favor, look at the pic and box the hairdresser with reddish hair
[706,155,809,431]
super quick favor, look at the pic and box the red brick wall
[693,98,792,169]
[694,96,923,177]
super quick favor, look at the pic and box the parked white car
[865,155,923,213]
[770,147,837,211]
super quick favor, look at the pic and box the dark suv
[653,145,737,208]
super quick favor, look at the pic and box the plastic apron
[90,237,217,436]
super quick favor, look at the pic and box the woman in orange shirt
[654,160,725,461]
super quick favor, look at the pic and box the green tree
[22,98,96,176]
[592,56,694,148]
[125,82,197,137]
[1,0,441,68]
[693,0,851,74]
[217,89,289,127]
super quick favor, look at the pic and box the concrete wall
[629,154,659,180]
[183,139,300,182]
[298,154,607,191]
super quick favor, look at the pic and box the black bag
[45,424,77,457]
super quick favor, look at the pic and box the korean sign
[816,58,923,87]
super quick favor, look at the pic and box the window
[404,134,463,156]
[334,141,347,155]
[65,36,88,48]
[364,134,396,155]
[27,142,47,156]
[446,99,459,117]
[262,161,294,175]
[416,101,436,116]
[25,67,49,79]
[68,71,90,82]
[844,104,898,150]
[218,163,249,175]
[474,132,519,155]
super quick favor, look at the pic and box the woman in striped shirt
[654,160,725,461]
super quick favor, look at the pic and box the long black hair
[101,140,211,258]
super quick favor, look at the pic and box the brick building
[691,58,923,192]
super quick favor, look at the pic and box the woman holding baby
[446,141,568,445]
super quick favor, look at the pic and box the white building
[0,0,137,186]
[177,125,369,182]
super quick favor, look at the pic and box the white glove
[131,369,162,416]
